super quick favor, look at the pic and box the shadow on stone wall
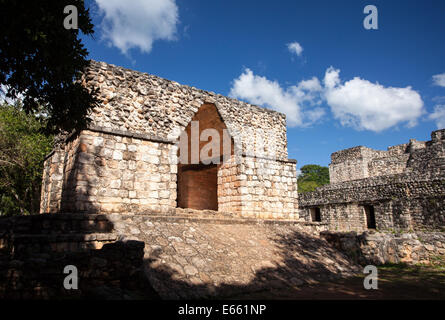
[60,134,102,214]
[320,230,445,266]
[0,212,159,299]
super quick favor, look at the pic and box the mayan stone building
[3,61,445,299]
[38,60,445,234]
[40,60,299,219]
[299,129,445,232]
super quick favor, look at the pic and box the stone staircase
[0,211,356,299]
[0,213,119,256]
[0,213,150,299]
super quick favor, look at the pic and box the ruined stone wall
[41,129,177,215]
[238,156,298,219]
[217,155,298,219]
[41,128,298,218]
[216,155,240,213]
[0,214,149,299]
[329,146,388,184]
[321,231,445,266]
[301,129,445,232]
[329,145,412,184]
[328,130,445,184]
[367,154,410,178]
[300,175,445,231]
[405,132,445,176]
[41,60,299,218]
[82,60,289,161]
[40,150,65,213]
[299,203,367,232]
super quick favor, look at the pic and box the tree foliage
[0,0,98,133]
[0,103,53,215]
[297,164,330,193]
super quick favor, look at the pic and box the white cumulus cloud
[229,68,324,127]
[433,73,445,87]
[324,67,424,132]
[229,66,425,131]
[429,105,445,129]
[287,42,303,56]
[95,0,179,54]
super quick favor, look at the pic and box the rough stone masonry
[1,60,444,299]
[40,60,299,219]
[299,129,445,232]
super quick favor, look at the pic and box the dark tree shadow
[140,229,362,300]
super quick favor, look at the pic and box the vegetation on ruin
[0,103,53,215]
[0,0,98,134]
[297,164,330,193]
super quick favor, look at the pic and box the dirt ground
[227,263,445,300]
[83,263,445,300]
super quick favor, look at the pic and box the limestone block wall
[321,231,445,266]
[329,157,368,184]
[392,197,445,229]
[367,154,410,177]
[41,129,298,218]
[41,129,177,214]
[405,135,445,177]
[217,155,242,213]
[238,156,298,219]
[329,146,387,184]
[329,129,445,184]
[329,144,409,185]
[82,60,289,161]
[300,203,367,232]
[217,155,298,219]
[299,174,445,231]
[40,150,65,213]
[300,200,420,232]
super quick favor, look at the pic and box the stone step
[1,232,119,255]
[9,232,119,242]
[0,213,114,235]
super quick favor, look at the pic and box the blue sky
[82,0,445,168]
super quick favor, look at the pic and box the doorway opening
[177,164,218,211]
[176,103,234,211]
[364,205,376,229]
[310,207,322,222]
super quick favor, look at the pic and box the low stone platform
[0,212,359,299]
[102,212,357,299]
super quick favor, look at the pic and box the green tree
[0,0,98,134]
[0,103,53,215]
[297,164,330,193]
